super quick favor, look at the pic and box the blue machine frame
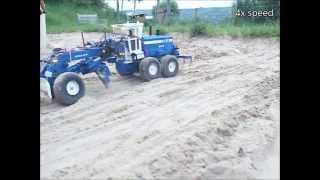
[40,33,192,93]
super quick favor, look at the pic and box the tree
[152,0,179,23]
[165,0,171,23]
[128,0,142,13]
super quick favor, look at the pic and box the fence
[77,14,98,23]
[125,7,232,23]
[176,7,234,23]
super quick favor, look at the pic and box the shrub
[156,27,169,35]
[190,22,208,37]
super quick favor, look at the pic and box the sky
[105,0,236,11]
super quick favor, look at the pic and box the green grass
[153,21,279,38]
[46,2,279,37]
[46,2,125,33]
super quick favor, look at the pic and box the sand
[40,32,280,179]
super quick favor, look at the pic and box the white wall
[40,14,47,49]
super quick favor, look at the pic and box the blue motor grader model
[40,21,192,105]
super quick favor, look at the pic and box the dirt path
[40,33,280,179]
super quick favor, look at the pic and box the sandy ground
[40,33,280,179]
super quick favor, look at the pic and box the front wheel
[160,55,179,77]
[53,72,85,105]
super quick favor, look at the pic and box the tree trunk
[121,0,124,12]
[134,0,136,13]
[116,0,120,14]
[166,0,171,23]
[156,0,160,22]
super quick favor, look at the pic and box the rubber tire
[139,57,161,81]
[53,72,85,106]
[160,55,179,77]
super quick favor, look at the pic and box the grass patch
[46,2,125,33]
[155,21,279,38]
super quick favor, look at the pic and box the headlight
[44,71,53,77]
[52,58,58,63]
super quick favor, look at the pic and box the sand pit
[40,32,279,179]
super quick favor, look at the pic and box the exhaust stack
[149,26,152,35]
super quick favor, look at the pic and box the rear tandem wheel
[160,55,179,77]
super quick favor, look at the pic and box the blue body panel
[142,35,178,58]
[116,61,139,76]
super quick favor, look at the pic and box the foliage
[190,21,208,37]
[46,0,105,7]
[152,0,179,18]
[46,1,126,33]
